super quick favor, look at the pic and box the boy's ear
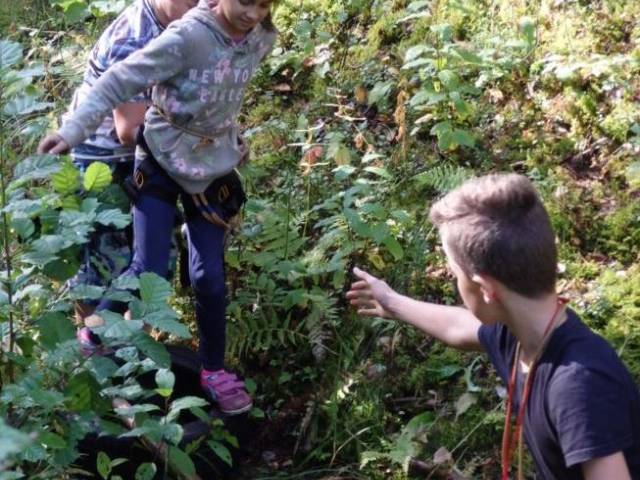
[471,273,500,304]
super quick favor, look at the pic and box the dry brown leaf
[273,83,292,92]
[354,85,368,104]
[487,88,504,103]
[394,91,409,143]
[300,145,324,175]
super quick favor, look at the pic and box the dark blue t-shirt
[479,309,640,479]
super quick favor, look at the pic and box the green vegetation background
[1,0,639,478]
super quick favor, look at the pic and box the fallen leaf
[355,85,368,104]
[487,88,504,103]
[455,392,477,418]
[300,145,323,175]
[433,446,452,465]
[273,83,292,92]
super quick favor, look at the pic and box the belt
[153,105,236,152]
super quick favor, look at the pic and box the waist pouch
[123,129,246,224]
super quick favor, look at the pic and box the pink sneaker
[200,369,253,415]
[76,327,105,357]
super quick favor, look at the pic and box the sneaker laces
[201,370,246,397]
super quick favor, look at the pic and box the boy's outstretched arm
[347,267,482,351]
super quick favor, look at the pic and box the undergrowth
[1,0,639,478]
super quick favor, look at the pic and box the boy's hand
[349,267,482,350]
[346,267,395,318]
[37,133,70,155]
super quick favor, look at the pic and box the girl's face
[215,0,273,37]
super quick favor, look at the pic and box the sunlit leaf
[363,166,391,179]
[95,209,130,228]
[167,396,209,422]
[135,463,157,480]
[59,0,89,23]
[11,155,60,185]
[368,81,393,106]
[452,47,483,64]
[114,403,160,417]
[0,39,22,68]
[451,129,475,148]
[139,272,172,307]
[383,236,404,261]
[83,162,112,192]
[97,451,111,480]
[51,159,80,195]
[69,284,105,301]
[3,95,53,116]
[155,369,175,397]
[142,311,190,338]
[454,392,477,419]
[0,418,32,463]
[404,44,430,62]
[11,217,35,238]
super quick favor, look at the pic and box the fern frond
[302,291,339,363]
[412,164,471,194]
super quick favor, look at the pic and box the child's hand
[346,267,395,318]
[37,133,70,155]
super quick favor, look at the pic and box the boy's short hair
[429,173,557,298]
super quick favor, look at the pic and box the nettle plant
[1,154,237,478]
[399,3,537,150]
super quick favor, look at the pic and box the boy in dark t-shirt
[347,173,640,479]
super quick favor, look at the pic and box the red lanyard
[501,299,567,480]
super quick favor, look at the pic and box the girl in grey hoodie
[38,0,278,415]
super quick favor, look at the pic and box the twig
[334,112,367,122]
[449,401,503,457]
[330,426,372,465]
[0,100,15,385]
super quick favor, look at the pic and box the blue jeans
[98,151,228,371]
